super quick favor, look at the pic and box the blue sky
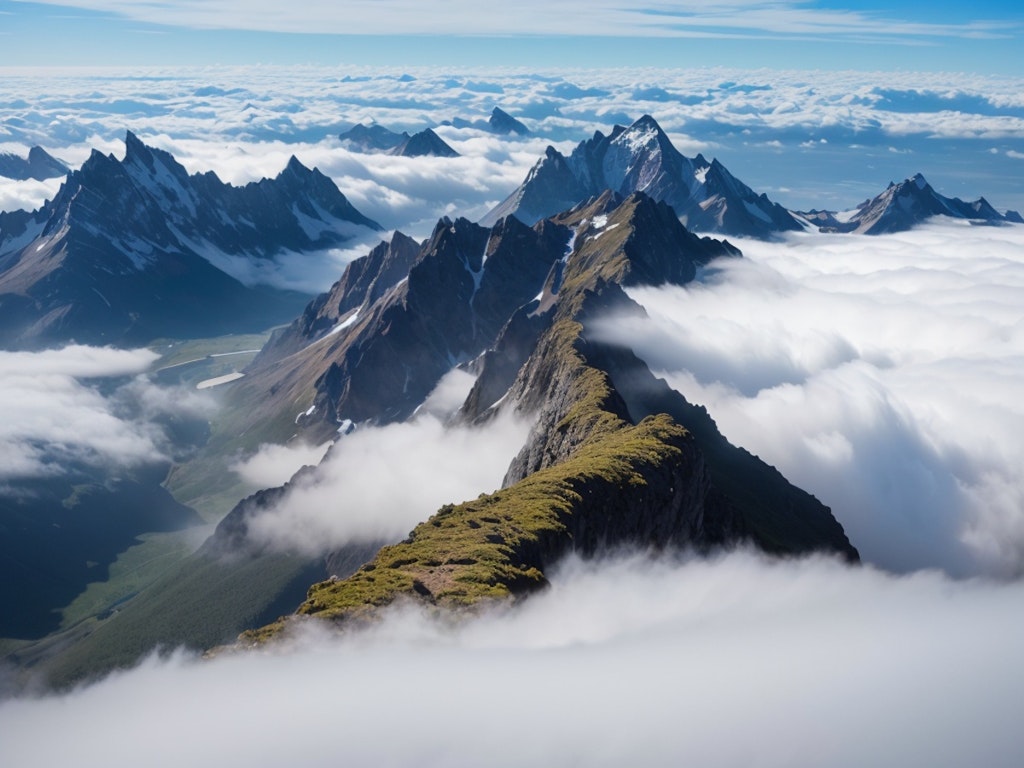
[1,0,1021,72]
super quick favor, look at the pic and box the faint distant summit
[0,146,69,181]
[797,172,1023,234]
[442,106,531,136]
[339,123,459,157]
[488,107,530,136]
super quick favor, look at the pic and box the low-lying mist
[232,369,531,556]
[2,551,1022,766]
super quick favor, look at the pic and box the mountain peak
[489,106,530,136]
[391,128,459,158]
[284,155,310,175]
[632,113,663,131]
[484,114,800,239]
[123,130,151,162]
[802,171,1014,235]
[0,146,69,181]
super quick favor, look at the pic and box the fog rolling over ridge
[595,220,1024,578]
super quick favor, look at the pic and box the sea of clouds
[2,65,1023,249]
[3,66,1024,762]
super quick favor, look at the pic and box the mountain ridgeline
[485,114,1021,238]
[796,172,1023,234]
[339,123,459,158]
[223,191,855,643]
[0,132,380,348]
[483,114,803,239]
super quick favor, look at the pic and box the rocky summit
[0,146,69,181]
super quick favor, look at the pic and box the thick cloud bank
[2,551,1023,767]
[239,396,530,555]
[0,345,202,483]
[595,220,1024,577]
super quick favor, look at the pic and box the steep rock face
[234,214,566,442]
[0,146,69,181]
[484,114,802,239]
[311,214,566,424]
[244,192,854,642]
[0,132,380,348]
[799,173,1021,234]
[255,231,422,363]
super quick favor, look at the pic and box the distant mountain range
[3,119,1014,351]
[485,114,1021,238]
[339,124,459,158]
[0,132,380,348]
[796,172,1023,234]
[0,146,68,181]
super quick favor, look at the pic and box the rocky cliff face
[237,213,567,441]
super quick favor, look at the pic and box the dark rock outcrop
[392,128,459,158]
[488,107,530,136]
[238,213,567,441]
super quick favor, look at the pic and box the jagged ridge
[243,192,854,641]
[483,114,801,239]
